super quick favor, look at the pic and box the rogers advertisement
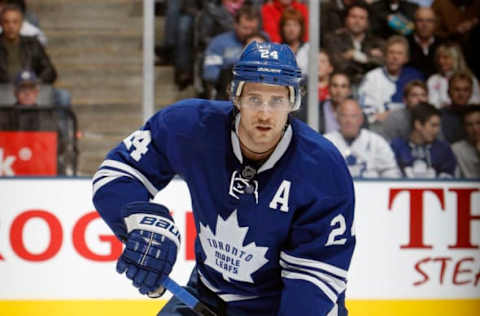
[0,179,478,303]
[0,132,57,176]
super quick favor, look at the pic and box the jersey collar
[231,114,292,174]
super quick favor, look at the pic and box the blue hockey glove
[117,201,180,297]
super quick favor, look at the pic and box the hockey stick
[160,276,218,316]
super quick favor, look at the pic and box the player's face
[345,7,369,35]
[465,112,480,144]
[417,115,441,143]
[330,74,351,106]
[236,82,291,158]
[385,43,408,75]
[1,10,23,41]
[16,84,39,106]
[449,79,472,106]
[337,100,364,139]
[282,19,302,43]
[405,86,428,109]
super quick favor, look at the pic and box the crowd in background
[0,0,479,178]
[0,0,77,175]
[155,0,480,179]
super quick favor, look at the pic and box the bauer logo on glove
[116,201,181,297]
[138,216,180,241]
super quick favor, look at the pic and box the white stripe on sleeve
[93,174,129,196]
[280,251,347,279]
[97,160,159,196]
[280,260,346,294]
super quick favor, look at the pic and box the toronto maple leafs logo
[198,210,269,283]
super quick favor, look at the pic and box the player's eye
[247,96,263,107]
[270,97,288,109]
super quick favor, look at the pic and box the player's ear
[228,83,241,111]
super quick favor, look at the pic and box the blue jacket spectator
[203,5,262,86]
[391,102,457,178]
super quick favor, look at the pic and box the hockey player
[92,41,356,316]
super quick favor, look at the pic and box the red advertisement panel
[0,131,57,175]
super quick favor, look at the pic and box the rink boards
[0,178,479,315]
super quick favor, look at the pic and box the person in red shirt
[261,0,308,43]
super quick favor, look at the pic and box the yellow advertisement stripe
[346,299,480,316]
[0,300,167,316]
[0,299,479,316]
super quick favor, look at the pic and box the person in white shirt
[325,99,402,178]
[358,35,424,125]
[427,42,480,108]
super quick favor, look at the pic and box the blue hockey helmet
[231,41,303,110]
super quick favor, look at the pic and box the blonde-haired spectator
[427,42,480,108]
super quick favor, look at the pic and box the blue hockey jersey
[92,99,356,316]
[390,137,457,178]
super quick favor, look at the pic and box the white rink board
[0,178,478,300]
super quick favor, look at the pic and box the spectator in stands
[294,71,352,134]
[431,0,480,76]
[261,0,308,43]
[324,2,384,85]
[0,4,70,107]
[406,7,443,78]
[325,99,401,178]
[212,31,269,101]
[427,42,480,108]
[0,69,78,175]
[13,69,38,106]
[358,35,423,125]
[318,50,334,102]
[155,0,203,90]
[452,106,480,178]
[320,0,358,45]
[279,8,308,77]
[0,0,47,45]
[370,0,419,39]
[377,80,428,141]
[320,72,352,134]
[195,0,245,55]
[3,0,39,26]
[203,5,261,99]
[441,71,474,144]
[0,4,55,83]
[391,102,457,178]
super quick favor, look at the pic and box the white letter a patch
[269,180,291,212]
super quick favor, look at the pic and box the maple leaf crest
[198,210,269,283]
